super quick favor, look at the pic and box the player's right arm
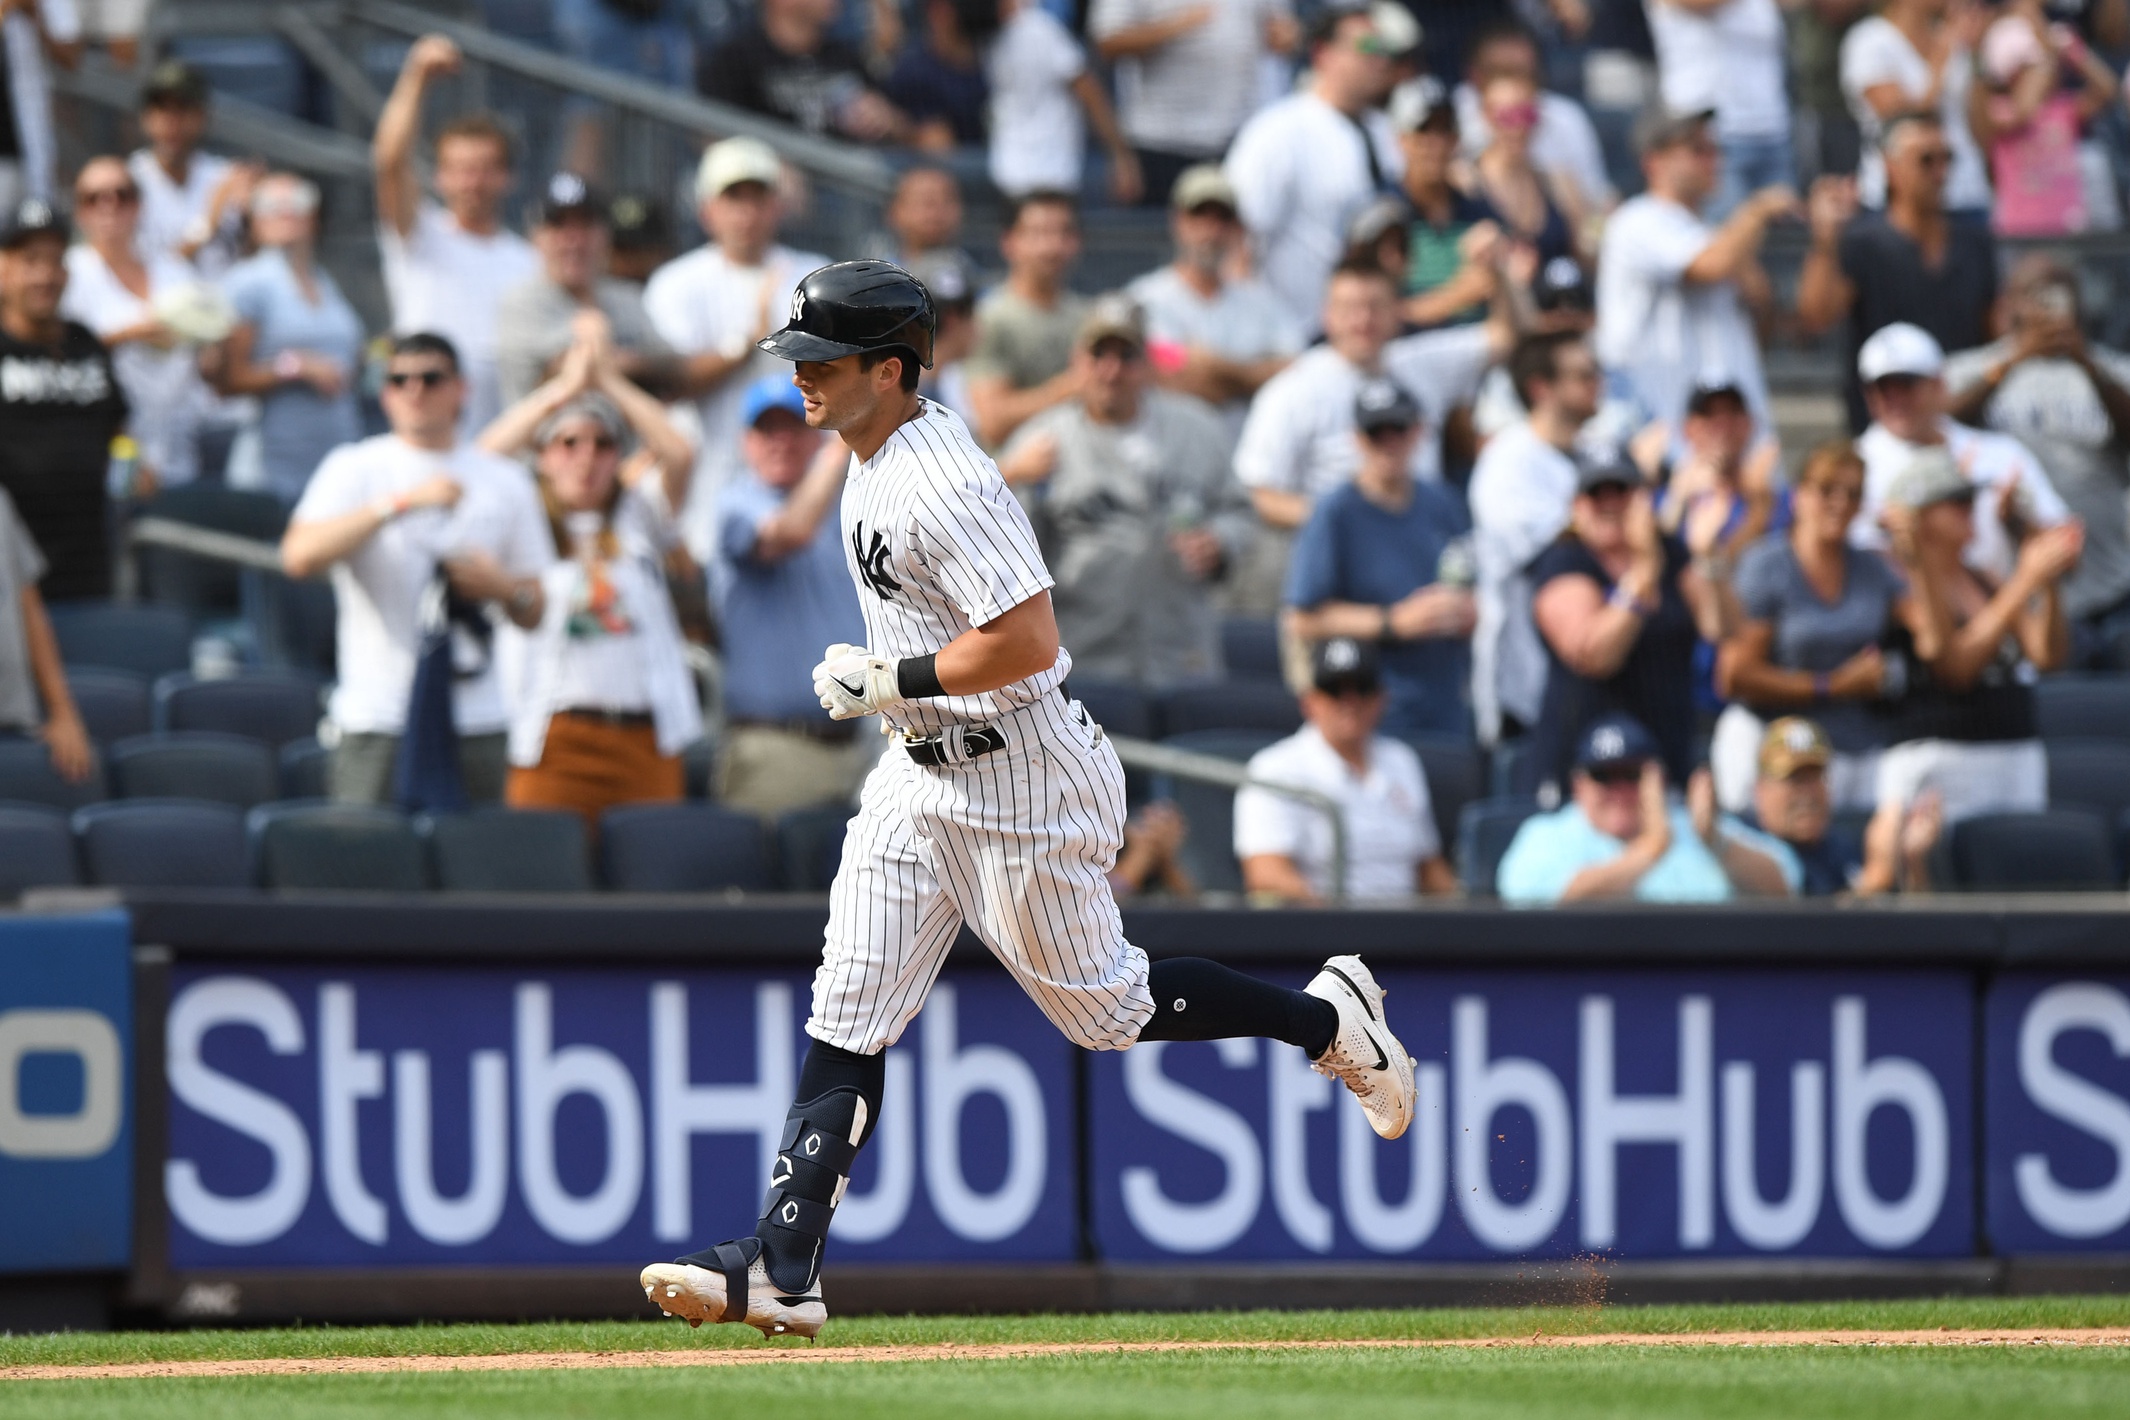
[815,590,1059,718]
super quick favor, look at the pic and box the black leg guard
[1138,957,1338,1058]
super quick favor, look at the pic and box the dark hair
[1307,6,1373,54]
[388,331,462,374]
[1508,330,1583,406]
[437,112,516,168]
[1327,254,1397,291]
[1004,188,1078,232]
[859,342,925,392]
[949,0,1003,46]
[1465,18,1540,73]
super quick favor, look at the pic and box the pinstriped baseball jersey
[840,398,1072,733]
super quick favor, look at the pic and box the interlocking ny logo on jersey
[852,524,902,600]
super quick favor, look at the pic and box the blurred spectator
[209,174,363,504]
[607,192,675,284]
[644,138,829,560]
[881,0,992,149]
[281,334,551,806]
[1470,331,1598,745]
[1108,801,1198,898]
[1235,636,1457,902]
[1850,323,2072,582]
[60,156,209,491]
[699,0,914,143]
[0,482,87,782]
[1744,714,1941,894]
[1523,458,1725,798]
[481,347,702,827]
[1655,381,1777,571]
[1971,7,2120,235]
[555,0,693,174]
[1791,0,1872,180]
[1455,20,1616,223]
[1001,296,1247,687]
[1945,257,2130,663]
[1644,0,1794,218]
[1286,379,1476,736]
[1713,441,1907,811]
[1471,258,1640,451]
[1875,445,2079,823]
[1497,712,1796,902]
[1090,0,1298,205]
[709,377,871,817]
[966,190,1087,449]
[871,166,968,268]
[908,250,980,425]
[1225,6,1403,332]
[128,61,254,276]
[494,173,673,409]
[72,0,140,68]
[987,0,1141,202]
[1125,165,1303,442]
[0,198,125,600]
[1469,69,1585,264]
[1797,114,1999,432]
[1839,0,1992,217]
[1594,106,1787,436]
[1387,77,1501,329]
[374,37,540,435]
[2,0,78,207]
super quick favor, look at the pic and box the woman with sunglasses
[482,328,700,827]
[59,155,211,491]
[210,172,363,502]
[1469,73,1586,269]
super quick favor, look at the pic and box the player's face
[791,354,895,431]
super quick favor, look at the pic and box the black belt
[557,706,654,728]
[904,725,1006,767]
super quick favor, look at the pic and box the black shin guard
[1138,957,1337,1057]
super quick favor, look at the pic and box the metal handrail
[48,62,375,178]
[126,518,286,575]
[1108,735,1348,905]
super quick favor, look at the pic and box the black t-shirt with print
[0,321,127,599]
[698,17,873,137]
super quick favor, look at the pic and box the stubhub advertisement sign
[1986,973,2130,1253]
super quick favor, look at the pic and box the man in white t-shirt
[127,61,253,276]
[1839,0,1992,215]
[986,0,1142,203]
[643,137,830,564]
[1224,6,1403,332]
[1454,21,1616,223]
[1644,0,1794,218]
[1468,331,1602,747]
[1125,165,1304,444]
[1849,322,2071,583]
[373,34,541,436]
[280,333,553,806]
[1594,105,1793,435]
[1234,636,1455,902]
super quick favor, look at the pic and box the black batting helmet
[758,259,937,369]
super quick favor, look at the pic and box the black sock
[1137,957,1337,1057]
[793,1039,887,1147]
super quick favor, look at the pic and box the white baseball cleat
[1304,954,1417,1139]
[640,1243,827,1340]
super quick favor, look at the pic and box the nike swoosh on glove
[813,643,905,720]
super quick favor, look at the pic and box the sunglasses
[1805,480,1863,504]
[77,186,139,207]
[552,432,619,452]
[384,368,453,390]
[1912,148,1954,169]
[1364,422,1418,442]
[1586,762,1645,786]
[1584,480,1636,499]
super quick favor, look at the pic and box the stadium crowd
[4,0,2130,903]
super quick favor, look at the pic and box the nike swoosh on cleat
[1359,1028,1389,1073]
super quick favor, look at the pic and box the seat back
[279,738,331,800]
[0,803,78,897]
[2035,674,2130,743]
[1158,729,1285,895]
[46,602,193,679]
[600,803,774,891]
[1396,732,1484,857]
[1157,681,1302,737]
[1068,679,1156,741]
[134,484,288,614]
[74,799,250,888]
[1949,811,2119,890]
[108,732,278,808]
[1219,616,1284,682]
[2046,739,2130,824]
[422,808,592,892]
[67,667,151,744]
[251,804,428,891]
[776,804,854,891]
[157,672,324,747]
[1458,797,1542,898]
[0,739,106,811]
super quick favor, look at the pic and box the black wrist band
[897,653,945,699]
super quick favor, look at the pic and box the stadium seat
[73,800,250,889]
[1948,811,2118,891]
[1220,616,1284,682]
[684,738,716,800]
[2046,740,2130,828]
[133,484,288,615]
[1458,797,1543,898]
[2035,674,2130,743]
[0,803,79,898]
[67,666,152,744]
[156,672,324,747]
[1155,730,1283,896]
[108,732,278,808]
[1069,679,1156,740]
[1489,737,1530,799]
[600,803,774,891]
[0,738,106,811]
[777,804,854,891]
[421,809,592,893]
[280,738,331,800]
[250,803,428,891]
[1158,681,1302,736]
[46,602,192,679]
[1396,732,1484,858]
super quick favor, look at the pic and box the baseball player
[641,261,1417,1339]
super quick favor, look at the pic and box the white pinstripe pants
[808,693,1157,1054]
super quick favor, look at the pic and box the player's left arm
[815,592,1061,719]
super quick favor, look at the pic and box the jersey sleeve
[909,463,1056,625]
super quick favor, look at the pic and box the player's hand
[814,643,906,720]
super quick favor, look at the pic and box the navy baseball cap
[741,376,807,427]
[535,171,605,225]
[1575,713,1659,774]
[1310,636,1382,695]
[1354,377,1421,434]
[0,197,67,250]
[1533,256,1593,312]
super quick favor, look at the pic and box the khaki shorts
[329,730,510,806]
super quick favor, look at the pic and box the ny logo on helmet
[852,524,902,601]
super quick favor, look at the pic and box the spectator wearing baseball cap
[1497,711,1797,903]
[1234,636,1458,903]
[1124,164,1303,445]
[1387,76,1500,331]
[1286,377,1477,736]
[1741,714,1941,895]
[643,139,831,564]
[710,375,870,817]
[129,60,253,277]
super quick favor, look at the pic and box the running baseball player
[641,260,1417,1339]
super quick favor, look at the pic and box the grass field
[5,1296,2129,1419]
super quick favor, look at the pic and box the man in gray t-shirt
[1944,257,2130,662]
[0,486,93,782]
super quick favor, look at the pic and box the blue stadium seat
[2047,739,2130,830]
[1949,811,2119,891]
[421,809,592,893]
[47,602,192,679]
[0,802,79,897]
[156,672,324,747]
[108,732,278,808]
[1393,733,1484,858]
[250,803,428,891]
[279,738,331,800]
[74,800,250,889]
[1155,730,1285,895]
[133,484,287,615]
[1220,616,1284,682]
[777,804,854,891]
[1458,797,1542,898]
[2035,674,2130,743]
[1069,679,1156,740]
[67,667,151,744]
[0,739,106,811]
[1158,682,1302,736]
[600,803,773,891]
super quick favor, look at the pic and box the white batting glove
[813,643,905,721]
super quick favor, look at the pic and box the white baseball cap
[1857,322,1945,383]
[696,136,783,202]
